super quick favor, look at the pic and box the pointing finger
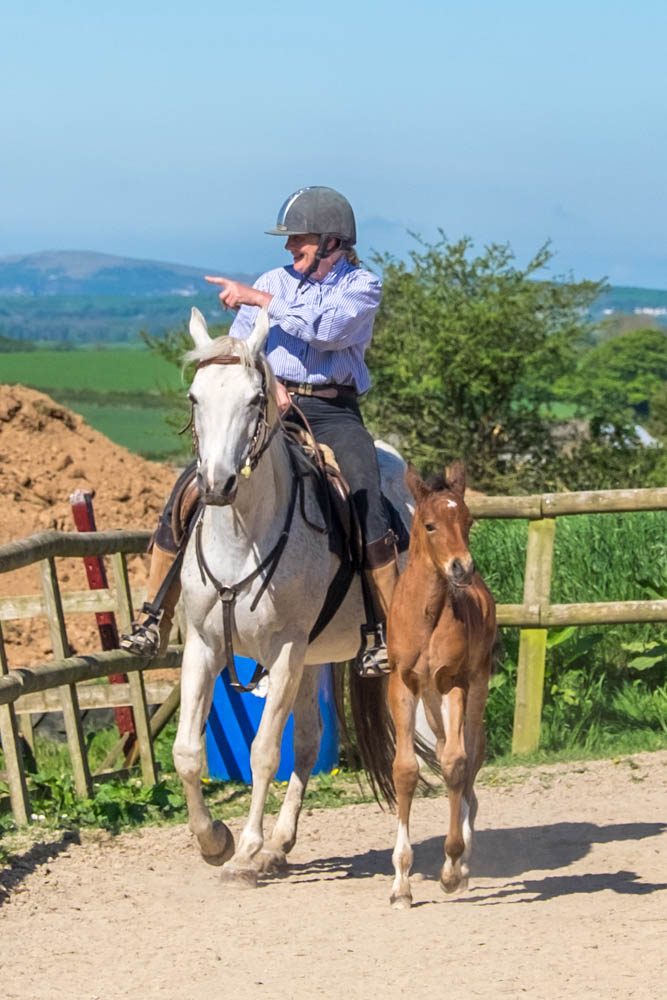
[205,275,230,286]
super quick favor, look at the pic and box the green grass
[2,346,182,393]
[2,345,192,459]
[70,402,185,459]
[471,511,667,759]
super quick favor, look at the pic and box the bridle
[185,354,281,479]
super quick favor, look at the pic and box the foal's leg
[258,665,322,874]
[438,682,469,894]
[173,630,234,865]
[461,669,491,870]
[388,670,419,909]
[221,636,306,886]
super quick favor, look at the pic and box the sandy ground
[1,752,665,1000]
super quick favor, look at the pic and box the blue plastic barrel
[205,657,338,783]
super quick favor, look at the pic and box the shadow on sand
[268,820,667,903]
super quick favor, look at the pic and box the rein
[194,448,301,693]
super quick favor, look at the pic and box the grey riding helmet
[266,186,357,246]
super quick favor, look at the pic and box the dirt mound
[0,384,178,667]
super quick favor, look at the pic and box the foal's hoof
[257,847,288,875]
[390,892,413,910]
[220,862,259,888]
[200,820,235,867]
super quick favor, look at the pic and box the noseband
[185,355,280,479]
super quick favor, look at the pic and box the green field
[2,346,189,459]
[1,346,183,393]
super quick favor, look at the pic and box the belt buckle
[299,382,313,396]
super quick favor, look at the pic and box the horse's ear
[405,463,431,503]
[246,307,270,358]
[445,460,466,498]
[189,307,212,348]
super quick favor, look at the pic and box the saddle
[169,417,408,643]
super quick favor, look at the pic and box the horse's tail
[333,666,441,809]
[333,665,397,808]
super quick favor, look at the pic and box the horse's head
[405,460,475,587]
[185,307,278,505]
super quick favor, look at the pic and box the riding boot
[119,542,182,657]
[354,532,398,678]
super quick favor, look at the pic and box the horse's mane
[184,335,258,368]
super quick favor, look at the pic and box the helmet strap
[298,234,342,289]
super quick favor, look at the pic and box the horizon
[3,248,667,296]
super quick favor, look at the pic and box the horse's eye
[250,394,262,407]
[425,522,436,533]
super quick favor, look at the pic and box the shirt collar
[287,255,351,287]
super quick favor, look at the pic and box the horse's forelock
[184,335,256,368]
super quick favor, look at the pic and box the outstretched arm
[205,275,272,311]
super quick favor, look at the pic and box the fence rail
[0,486,666,826]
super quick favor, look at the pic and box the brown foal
[387,461,496,908]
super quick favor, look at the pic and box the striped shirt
[229,257,382,393]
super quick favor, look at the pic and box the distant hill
[0,250,256,297]
[1,250,665,344]
[0,250,258,343]
[591,285,667,326]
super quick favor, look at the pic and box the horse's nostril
[223,475,237,496]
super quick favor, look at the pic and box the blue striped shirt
[229,257,382,393]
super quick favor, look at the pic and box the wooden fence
[1,486,666,826]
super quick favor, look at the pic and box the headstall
[183,355,280,478]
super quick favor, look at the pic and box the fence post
[0,623,31,825]
[40,557,93,798]
[109,553,157,785]
[512,516,556,754]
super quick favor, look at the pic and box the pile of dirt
[0,384,179,668]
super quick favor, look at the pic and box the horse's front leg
[173,630,234,866]
[221,635,307,886]
[258,665,323,874]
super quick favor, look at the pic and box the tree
[556,327,667,421]
[362,234,605,492]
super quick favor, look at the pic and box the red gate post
[69,489,137,752]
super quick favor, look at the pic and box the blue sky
[2,1,666,286]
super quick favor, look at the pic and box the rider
[121,186,397,676]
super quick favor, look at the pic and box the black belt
[280,380,357,400]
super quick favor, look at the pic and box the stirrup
[354,623,391,678]
[119,605,164,657]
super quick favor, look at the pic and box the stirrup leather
[119,603,164,657]
[354,622,390,678]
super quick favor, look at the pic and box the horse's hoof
[220,862,259,888]
[200,821,235,867]
[440,873,468,896]
[257,847,288,874]
[390,892,413,910]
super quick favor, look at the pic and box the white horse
[172,306,412,884]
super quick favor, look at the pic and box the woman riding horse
[121,186,398,675]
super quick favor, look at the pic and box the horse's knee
[173,741,201,782]
[441,751,466,789]
[393,757,419,797]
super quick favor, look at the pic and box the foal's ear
[444,460,466,498]
[246,307,271,358]
[405,463,431,503]
[189,307,212,349]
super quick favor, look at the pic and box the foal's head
[405,460,475,587]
